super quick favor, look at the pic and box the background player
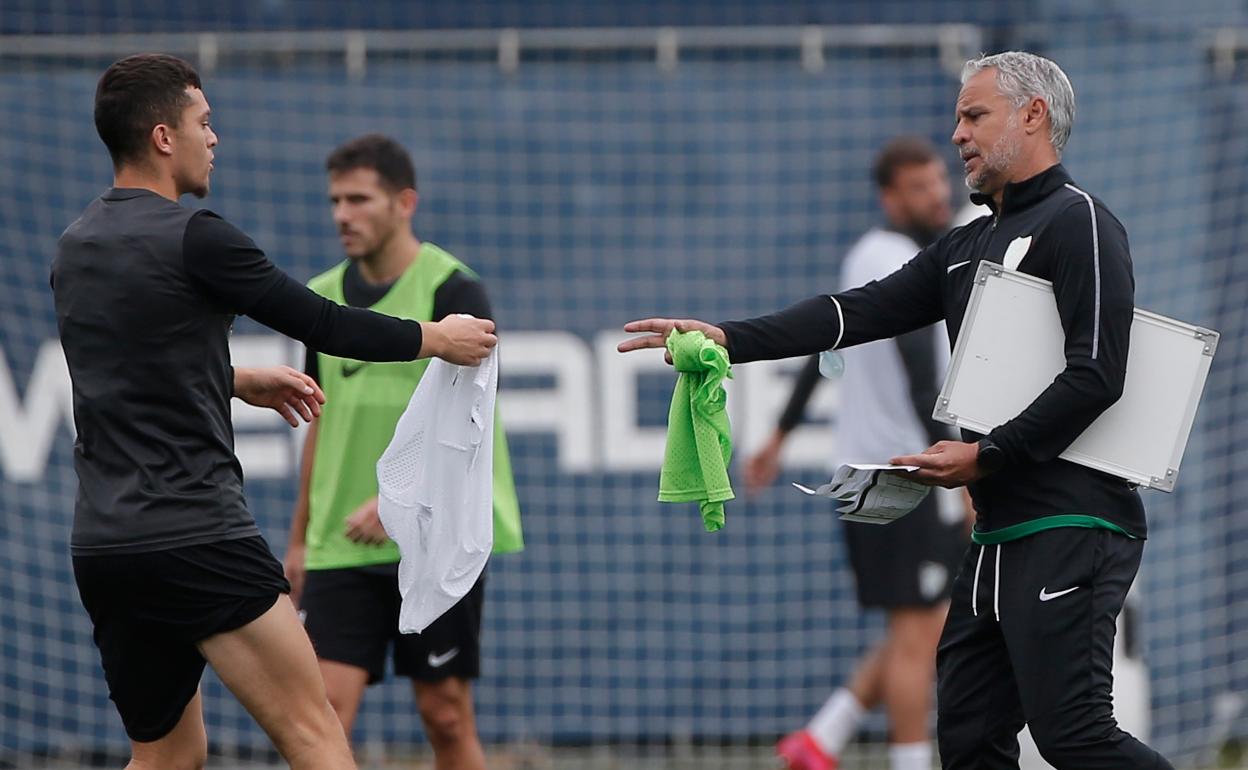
[285,134,524,770]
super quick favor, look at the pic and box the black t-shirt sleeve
[777,355,822,433]
[432,272,494,322]
[182,211,424,362]
[985,201,1134,466]
[717,241,946,364]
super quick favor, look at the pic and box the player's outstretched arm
[183,211,497,365]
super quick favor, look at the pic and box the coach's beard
[966,129,1022,193]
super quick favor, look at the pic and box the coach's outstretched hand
[422,314,497,365]
[233,365,326,427]
[618,318,727,364]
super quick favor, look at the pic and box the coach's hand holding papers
[891,440,987,488]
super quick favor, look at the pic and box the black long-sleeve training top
[53,189,427,555]
[303,261,491,382]
[720,164,1146,539]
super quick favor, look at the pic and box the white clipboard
[934,263,1218,492]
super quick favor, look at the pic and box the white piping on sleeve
[1064,183,1102,360]
[971,545,985,617]
[829,295,845,350]
[993,544,1002,622]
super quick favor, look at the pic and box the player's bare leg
[779,645,886,768]
[199,596,357,769]
[318,659,370,737]
[125,688,208,770]
[882,604,947,743]
[414,677,486,770]
[846,642,886,711]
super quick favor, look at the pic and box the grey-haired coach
[619,51,1173,770]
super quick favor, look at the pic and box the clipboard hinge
[975,261,1003,285]
[1195,328,1218,356]
[1148,468,1178,493]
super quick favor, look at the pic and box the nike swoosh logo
[1039,586,1080,602]
[341,361,368,378]
[427,647,461,668]
[947,260,972,274]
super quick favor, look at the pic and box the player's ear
[397,188,418,218]
[151,123,175,157]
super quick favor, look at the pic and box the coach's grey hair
[962,51,1076,156]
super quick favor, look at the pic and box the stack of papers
[793,464,930,524]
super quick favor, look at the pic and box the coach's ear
[1022,95,1049,138]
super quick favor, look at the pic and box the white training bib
[377,348,497,633]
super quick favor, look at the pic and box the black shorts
[301,563,485,685]
[843,493,966,608]
[72,535,290,742]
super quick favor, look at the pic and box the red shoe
[776,730,837,770]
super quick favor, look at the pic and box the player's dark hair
[872,136,941,189]
[326,134,418,193]
[95,54,202,168]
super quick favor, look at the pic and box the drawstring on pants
[993,544,1001,621]
[971,544,1002,622]
[971,545,985,617]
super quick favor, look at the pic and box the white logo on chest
[1002,235,1033,270]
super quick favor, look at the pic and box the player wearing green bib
[285,135,521,770]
